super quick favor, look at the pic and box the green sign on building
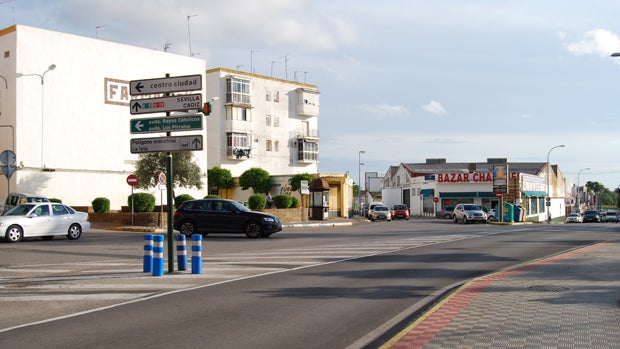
[130,114,203,134]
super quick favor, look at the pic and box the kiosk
[309,178,329,220]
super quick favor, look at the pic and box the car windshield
[393,205,407,210]
[376,206,389,211]
[4,204,36,216]
[229,200,250,212]
[463,204,481,210]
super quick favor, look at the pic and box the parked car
[482,206,495,222]
[365,202,385,218]
[2,192,49,214]
[582,210,600,223]
[391,204,410,220]
[0,202,90,242]
[453,203,487,224]
[442,205,455,219]
[369,205,392,221]
[604,210,619,223]
[173,198,282,238]
[565,213,583,223]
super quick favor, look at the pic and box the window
[266,140,272,152]
[226,107,250,121]
[274,91,280,103]
[266,114,271,126]
[227,132,252,158]
[274,140,279,152]
[297,141,319,162]
[273,115,280,127]
[226,77,251,104]
[266,91,271,101]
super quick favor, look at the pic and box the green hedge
[248,194,266,210]
[289,196,300,208]
[91,197,110,213]
[273,194,292,209]
[174,194,194,208]
[128,193,155,212]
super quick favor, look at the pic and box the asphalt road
[0,220,617,348]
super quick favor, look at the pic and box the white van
[2,193,50,214]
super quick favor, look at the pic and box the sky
[3,0,620,190]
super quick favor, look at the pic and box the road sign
[130,74,202,95]
[158,172,166,185]
[130,135,203,153]
[130,114,203,134]
[126,174,139,186]
[0,150,16,179]
[130,94,202,115]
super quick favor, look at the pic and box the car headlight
[263,217,275,222]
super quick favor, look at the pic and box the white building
[0,25,325,211]
[381,158,568,222]
[0,25,206,209]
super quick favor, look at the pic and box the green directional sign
[130,114,203,134]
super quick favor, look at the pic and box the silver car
[453,203,487,224]
[369,205,392,222]
[0,203,90,242]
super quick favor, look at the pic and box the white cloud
[422,100,447,115]
[565,29,620,57]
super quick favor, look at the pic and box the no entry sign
[127,174,139,186]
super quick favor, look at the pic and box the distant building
[381,158,567,222]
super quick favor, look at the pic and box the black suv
[582,210,600,223]
[173,199,282,238]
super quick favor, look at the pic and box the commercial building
[380,158,567,222]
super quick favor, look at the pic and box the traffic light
[202,102,211,115]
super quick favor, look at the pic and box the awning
[420,189,434,197]
[522,191,547,197]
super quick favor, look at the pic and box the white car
[0,203,90,242]
[369,205,392,221]
[453,203,487,224]
[565,213,583,223]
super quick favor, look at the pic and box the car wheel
[445,214,451,219]
[179,221,196,236]
[67,223,82,240]
[244,221,262,239]
[5,225,23,243]
[41,236,54,240]
[462,217,468,224]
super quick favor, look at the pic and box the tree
[290,173,313,194]
[239,167,272,193]
[208,166,234,191]
[134,152,203,190]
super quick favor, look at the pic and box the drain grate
[527,285,570,292]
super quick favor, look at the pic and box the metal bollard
[191,234,202,274]
[143,234,154,273]
[153,235,165,277]
[176,234,187,271]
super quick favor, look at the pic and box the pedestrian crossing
[0,232,496,303]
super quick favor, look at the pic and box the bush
[91,197,110,213]
[49,198,62,203]
[289,196,300,208]
[128,192,155,212]
[273,195,292,209]
[204,194,220,199]
[174,194,194,208]
[248,194,266,210]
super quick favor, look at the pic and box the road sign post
[126,174,139,226]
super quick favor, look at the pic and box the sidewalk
[382,241,620,349]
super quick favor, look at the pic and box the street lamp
[358,150,365,215]
[546,144,565,223]
[16,64,56,168]
[575,167,590,212]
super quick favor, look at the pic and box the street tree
[239,167,272,193]
[290,173,313,194]
[134,152,203,190]
[207,166,234,195]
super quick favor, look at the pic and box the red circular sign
[433,197,439,203]
[495,192,502,198]
[126,174,139,186]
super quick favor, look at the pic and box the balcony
[296,88,319,117]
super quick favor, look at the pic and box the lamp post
[575,167,590,212]
[16,64,56,168]
[358,150,365,215]
[546,144,565,223]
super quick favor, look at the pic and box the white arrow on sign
[134,120,144,132]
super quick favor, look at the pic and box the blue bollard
[191,234,202,274]
[143,234,154,273]
[152,235,164,277]
[176,234,187,271]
